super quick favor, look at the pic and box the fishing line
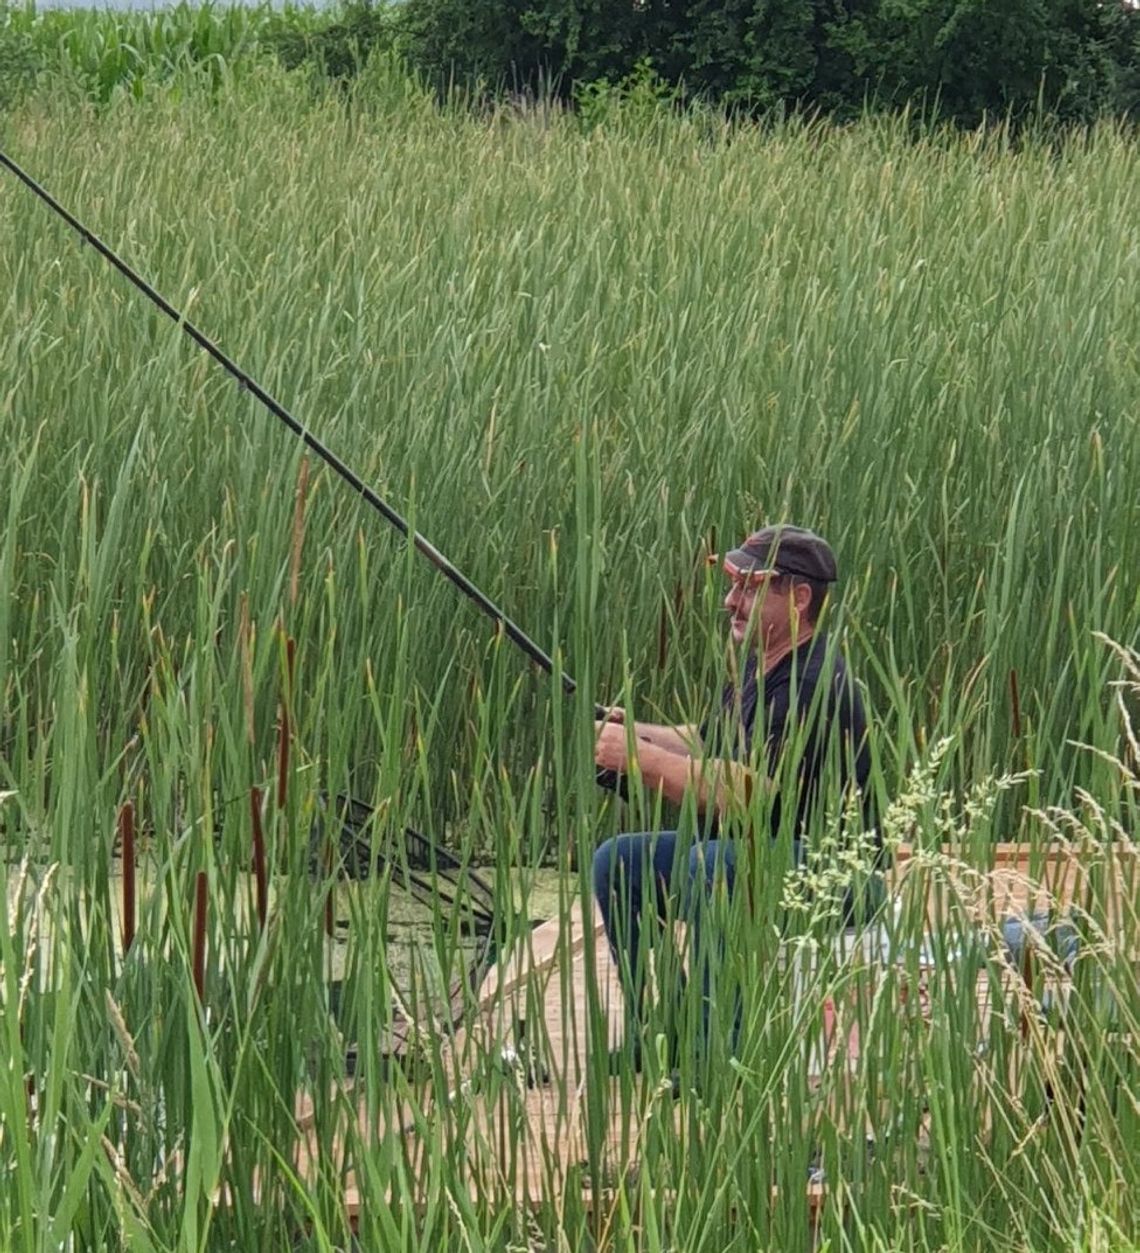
[0,149,607,719]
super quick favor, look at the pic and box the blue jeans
[591,831,739,1051]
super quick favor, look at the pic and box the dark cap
[722,524,838,582]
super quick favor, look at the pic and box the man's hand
[594,721,633,773]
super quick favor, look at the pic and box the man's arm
[632,721,702,756]
[599,707,700,756]
[594,724,766,819]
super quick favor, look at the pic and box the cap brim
[721,547,776,575]
[717,551,837,581]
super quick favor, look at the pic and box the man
[591,523,872,1068]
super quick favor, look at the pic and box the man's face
[723,568,794,651]
[721,573,786,651]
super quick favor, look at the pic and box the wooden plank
[889,840,1137,956]
[326,901,631,1206]
[287,839,1134,1222]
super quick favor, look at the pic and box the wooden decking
[291,840,1135,1220]
[292,893,633,1210]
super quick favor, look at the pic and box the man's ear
[792,581,813,618]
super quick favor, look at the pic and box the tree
[393,0,1140,124]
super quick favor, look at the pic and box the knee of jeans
[683,848,716,918]
[687,844,716,891]
[592,839,620,901]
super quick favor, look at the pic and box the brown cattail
[120,802,136,955]
[192,872,207,1004]
[1009,668,1022,739]
[250,787,267,933]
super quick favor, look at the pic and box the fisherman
[591,523,874,1071]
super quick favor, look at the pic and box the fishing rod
[0,149,619,737]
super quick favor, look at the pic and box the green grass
[0,66,1138,1249]
[0,0,391,109]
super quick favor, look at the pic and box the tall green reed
[0,72,1137,1248]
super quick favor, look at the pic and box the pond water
[5,861,568,990]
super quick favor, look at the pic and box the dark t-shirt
[697,632,871,841]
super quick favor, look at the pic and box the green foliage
[393,0,551,100]
[662,0,822,110]
[395,0,1140,126]
[572,56,679,133]
[6,0,1135,125]
[821,0,1135,126]
[0,1,400,107]
[265,0,394,81]
[0,11,41,112]
[0,0,277,103]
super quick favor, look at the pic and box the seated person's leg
[592,831,681,1041]
[683,839,739,1049]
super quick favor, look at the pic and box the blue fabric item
[592,837,885,1058]
[592,830,742,1051]
[999,912,1080,972]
